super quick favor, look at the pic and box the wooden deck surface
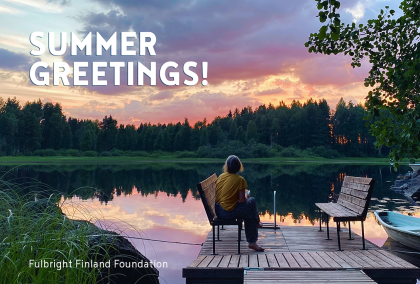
[184,225,420,284]
[199,224,377,256]
[244,270,377,283]
[190,249,417,269]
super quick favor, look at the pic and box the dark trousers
[215,197,259,243]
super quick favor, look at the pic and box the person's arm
[239,189,247,203]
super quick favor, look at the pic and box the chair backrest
[197,174,217,225]
[337,176,375,218]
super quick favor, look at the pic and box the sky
[0,0,402,125]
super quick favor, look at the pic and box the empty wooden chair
[316,176,375,251]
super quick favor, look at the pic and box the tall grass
[0,172,159,284]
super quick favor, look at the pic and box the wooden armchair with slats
[197,174,243,255]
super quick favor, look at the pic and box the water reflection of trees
[0,163,410,221]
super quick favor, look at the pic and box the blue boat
[375,211,420,250]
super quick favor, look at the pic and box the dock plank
[333,251,362,268]
[376,250,418,268]
[244,270,377,283]
[274,253,290,268]
[283,252,300,268]
[369,250,403,268]
[257,254,269,268]
[307,251,331,268]
[197,255,214,267]
[352,250,380,268]
[359,250,389,268]
[291,252,311,268]
[317,251,342,268]
[266,254,279,268]
[228,254,240,268]
[343,251,372,268]
[188,255,206,267]
[208,255,222,268]
[299,252,321,268]
[217,255,231,268]
[249,254,258,267]
[324,251,350,268]
[239,254,249,267]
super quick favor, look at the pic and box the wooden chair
[316,176,375,251]
[197,174,243,255]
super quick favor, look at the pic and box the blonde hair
[223,155,244,173]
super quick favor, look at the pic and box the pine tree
[246,120,258,143]
[236,126,246,144]
[228,121,237,140]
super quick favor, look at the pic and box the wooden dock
[244,270,377,283]
[183,225,420,284]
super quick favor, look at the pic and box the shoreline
[0,156,395,165]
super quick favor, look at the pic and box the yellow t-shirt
[216,173,248,211]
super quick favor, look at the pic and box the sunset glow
[0,0,403,125]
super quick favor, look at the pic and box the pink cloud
[296,55,371,87]
[66,90,260,124]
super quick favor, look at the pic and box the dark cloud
[149,90,174,101]
[93,0,191,12]
[62,0,322,95]
[0,48,39,72]
[60,0,393,97]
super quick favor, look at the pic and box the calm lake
[2,162,419,284]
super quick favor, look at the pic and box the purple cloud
[0,48,39,72]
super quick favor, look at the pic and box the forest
[0,96,386,159]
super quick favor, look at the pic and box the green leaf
[334,18,341,26]
[319,12,328,23]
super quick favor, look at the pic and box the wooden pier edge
[183,267,420,284]
[183,267,244,284]
[363,268,420,284]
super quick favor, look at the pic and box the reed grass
[0,170,159,284]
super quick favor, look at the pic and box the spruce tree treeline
[0,97,380,158]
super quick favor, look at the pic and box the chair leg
[348,222,354,240]
[237,223,242,255]
[318,210,323,232]
[362,221,366,250]
[336,222,342,251]
[217,225,221,241]
[221,225,225,230]
[212,225,217,255]
[326,214,331,240]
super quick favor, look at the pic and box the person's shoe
[248,243,265,252]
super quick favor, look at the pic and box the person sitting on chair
[215,155,264,252]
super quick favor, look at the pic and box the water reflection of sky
[62,187,420,284]
[62,190,208,284]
